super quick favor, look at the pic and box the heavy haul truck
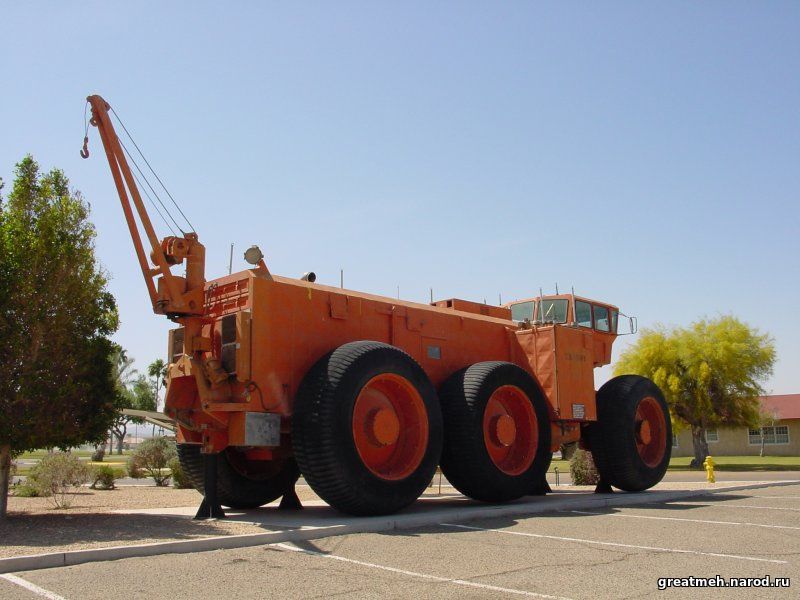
[83,95,672,517]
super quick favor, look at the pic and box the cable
[109,107,196,233]
[118,138,185,235]
[127,164,178,236]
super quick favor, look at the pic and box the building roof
[761,394,800,420]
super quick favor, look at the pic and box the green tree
[615,316,775,467]
[147,358,168,435]
[109,348,157,453]
[0,156,119,517]
[109,346,136,454]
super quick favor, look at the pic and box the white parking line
[676,502,800,512]
[567,509,800,531]
[272,542,573,599]
[440,523,788,565]
[0,574,67,600]
[739,496,800,499]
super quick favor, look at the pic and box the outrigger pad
[594,479,614,494]
[194,453,226,520]
[278,485,303,510]
[529,477,551,496]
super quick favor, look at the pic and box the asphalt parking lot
[2,482,797,599]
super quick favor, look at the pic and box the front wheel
[588,375,672,491]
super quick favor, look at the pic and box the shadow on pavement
[0,512,231,553]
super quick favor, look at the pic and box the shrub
[132,438,177,486]
[570,448,600,486]
[168,457,193,489]
[91,447,106,462]
[90,465,124,490]
[126,457,145,479]
[12,482,40,497]
[28,453,90,508]
[560,442,577,461]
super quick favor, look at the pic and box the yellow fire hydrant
[703,455,716,484]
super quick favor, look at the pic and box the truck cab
[505,294,625,423]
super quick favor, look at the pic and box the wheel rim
[635,396,667,467]
[482,385,537,476]
[352,373,429,480]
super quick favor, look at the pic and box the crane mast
[83,95,206,320]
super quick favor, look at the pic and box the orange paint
[87,94,626,463]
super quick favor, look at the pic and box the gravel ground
[0,485,322,559]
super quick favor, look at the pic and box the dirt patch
[1,485,323,558]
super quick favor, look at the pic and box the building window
[748,425,790,445]
[705,428,719,443]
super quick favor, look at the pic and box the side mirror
[617,313,638,335]
[629,316,638,334]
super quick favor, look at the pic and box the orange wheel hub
[352,373,428,480]
[483,385,537,476]
[635,396,666,467]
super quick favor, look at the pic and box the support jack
[279,483,303,510]
[194,453,226,520]
[594,479,613,494]
[529,477,551,496]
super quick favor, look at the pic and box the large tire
[439,362,552,502]
[588,375,671,492]
[292,341,443,516]
[176,444,299,509]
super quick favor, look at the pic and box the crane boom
[83,95,206,318]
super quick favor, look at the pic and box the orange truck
[83,95,672,517]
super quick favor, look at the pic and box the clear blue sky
[2,2,798,393]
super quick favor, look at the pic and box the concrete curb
[2,479,797,574]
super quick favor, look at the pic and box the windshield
[511,301,535,322]
[540,299,568,323]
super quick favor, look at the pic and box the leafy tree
[109,346,136,454]
[0,156,119,517]
[615,316,775,467]
[109,348,157,454]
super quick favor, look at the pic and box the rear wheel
[439,362,552,502]
[292,341,442,516]
[176,444,299,509]
[588,375,671,491]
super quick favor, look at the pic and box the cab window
[540,299,568,323]
[594,305,610,332]
[610,310,619,333]
[575,301,592,328]
[511,301,534,322]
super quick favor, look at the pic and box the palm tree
[109,346,136,454]
[147,359,168,435]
